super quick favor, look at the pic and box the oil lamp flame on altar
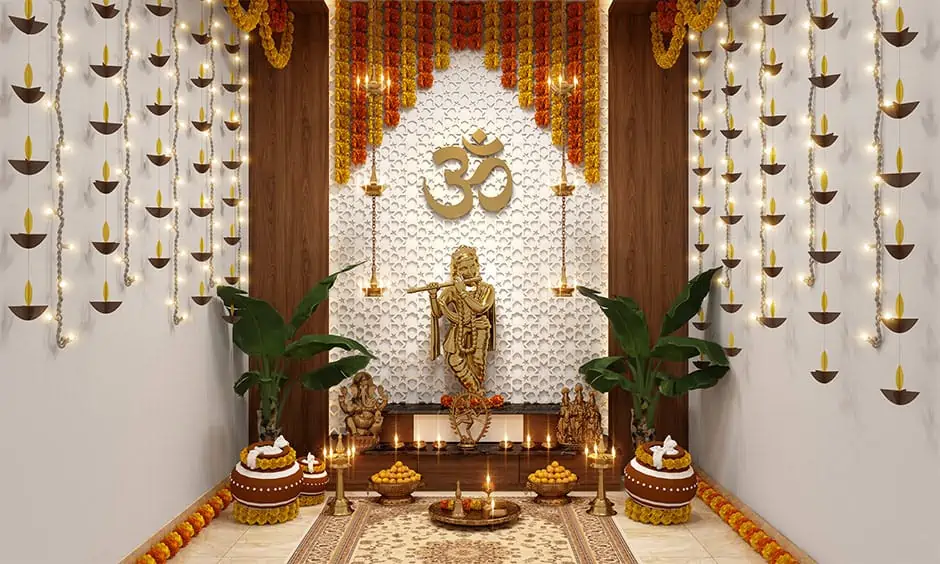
[586,440,617,516]
[324,435,356,516]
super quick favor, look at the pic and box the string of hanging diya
[190,5,216,309]
[88,2,125,316]
[8,0,50,323]
[689,30,711,287]
[145,0,174,275]
[806,0,842,385]
[755,0,786,330]
[877,1,920,406]
[712,1,744,354]
[221,20,246,310]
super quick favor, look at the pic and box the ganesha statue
[338,371,389,450]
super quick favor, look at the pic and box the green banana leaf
[656,365,729,397]
[284,334,373,360]
[301,354,373,390]
[288,263,363,337]
[577,286,650,357]
[660,266,721,337]
[651,335,729,365]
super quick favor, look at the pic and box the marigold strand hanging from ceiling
[384,1,402,126]
[651,7,686,70]
[467,1,482,50]
[367,0,383,146]
[517,0,534,107]
[534,1,550,126]
[400,0,417,106]
[267,0,289,32]
[500,1,517,88]
[483,0,499,69]
[334,0,352,183]
[549,0,565,145]
[351,2,368,164]
[434,1,451,69]
[417,1,434,88]
[583,0,600,182]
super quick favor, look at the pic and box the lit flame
[769,249,777,267]
[729,243,735,258]
[697,154,704,168]
[199,237,205,253]
[727,158,735,173]
[229,223,236,237]
[199,149,206,164]
[200,193,206,208]
[156,189,163,207]
[24,63,33,88]
[770,0,776,15]
[24,208,33,234]
[156,138,164,155]
[199,106,206,122]
[102,221,110,242]
[729,115,735,129]
[769,197,777,215]
[729,288,735,303]
[896,79,904,104]
[729,70,735,86]
[230,148,235,161]
[895,364,904,390]
[769,48,777,66]
[199,281,206,296]
[770,98,776,115]
[199,19,205,35]
[230,108,237,121]
[697,231,704,244]
[770,300,776,317]
[199,63,206,79]
[24,280,33,306]
[728,27,735,43]
[698,309,704,321]
[821,55,828,75]
[895,219,904,245]
[822,0,829,14]
[896,7,904,33]
[728,332,735,348]
[156,87,163,105]
[728,200,735,215]
[821,114,829,135]
[769,146,777,165]
[103,280,110,302]
[822,231,829,251]
[24,0,32,19]
[230,264,235,276]
[103,101,110,122]
[895,293,904,318]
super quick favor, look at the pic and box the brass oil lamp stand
[325,435,356,516]
[360,72,389,297]
[550,75,577,297]
[587,444,616,516]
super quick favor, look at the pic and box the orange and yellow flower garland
[351,2,368,164]
[549,0,565,146]
[697,480,800,564]
[452,2,465,51]
[400,0,417,107]
[566,1,583,164]
[517,0,534,107]
[677,0,721,33]
[417,1,434,88]
[384,1,401,126]
[466,2,483,50]
[583,0,600,182]
[334,0,352,183]
[483,0,500,70]
[650,7,685,70]
[534,1,550,127]
[135,488,233,564]
[500,1,517,88]
[434,1,451,70]
[259,9,295,69]
[367,0,384,146]
[224,0,268,32]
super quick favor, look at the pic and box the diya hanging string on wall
[145,0,174,272]
[689,30,711,282]
[8,0,50,323]
[806,0,843,385]
[877,1,920,406]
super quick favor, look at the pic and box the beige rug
[288,497,637,564]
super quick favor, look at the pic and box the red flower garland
[657,0,679,33]
[500,1,517,88]
[467,2,483,50]
[533,1,550,127]
[267,0,289,33]
[417,1,434,88]
[385,1,402,126]
[566,2,583,164]
[452,2,464,50]
[351,2,368,165]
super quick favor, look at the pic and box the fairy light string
[804,0,817,288]
[868,0,885,349]
[690,29,707,278]
[207,0,218,289]
[53,0,70,347]
[720,3,736,289]
[121,0,136,287]
[171,2,184,325]
[234,34,246,287]
[757,2,768,319]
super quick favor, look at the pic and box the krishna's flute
[406,277,481,294]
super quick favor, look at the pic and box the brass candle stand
[325,435,356,517]
[361,72,389,298]
[586,446,617,516]
[550,76,577,297]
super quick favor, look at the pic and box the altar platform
[378,402,562,445]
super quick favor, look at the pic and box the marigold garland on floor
[517,0,534,107]
[334,0,352,183]
[697,479,800,564]
[135,488,233,564]
[434,1,451,70]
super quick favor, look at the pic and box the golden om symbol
[422,128,513,219]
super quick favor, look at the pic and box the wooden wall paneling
[249,3,331,455]
[608,4,690,456]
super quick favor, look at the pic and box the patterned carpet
[288,496,638,564]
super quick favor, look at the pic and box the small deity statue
[557,383,603,447]
[409,246,496,395]
[337,371,389,442]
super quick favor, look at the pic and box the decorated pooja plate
[428,500,521,527]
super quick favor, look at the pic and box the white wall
[0,1,248,562]
[689,2,939,563]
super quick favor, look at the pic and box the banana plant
[217,263,373,440]
[577,266,729,446]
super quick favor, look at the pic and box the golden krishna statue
[408,246,496,395]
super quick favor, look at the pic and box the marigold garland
[650,9,686,70]
[401,0,418,106]
[656,0,679,32]
[483,0,499,70]
[635,444,693,470]
[625,496,692,525]
[384,1,402,126]
[697,480,800,564]
[259,9,294,69]
[549,0,565,146]
[500,2,517,88]
[233,499,300,525]
[417,1,434,88]
[583,0,600,182]
[534,1,550,127]
[466,2,483,50]
[367,0,384,146]
[434,1,451,70]
[334,0,352,183]
[224,0,268,32]
[239,445,297,469]
[351,2,368,164]
[566,2,583,164]
[135,487,233,564]
[677,0,721,33]
[300,492,326,507]
[452,2,465,50]
[266,0,289,33]
[517,0,534,107]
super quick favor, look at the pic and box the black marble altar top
[362,442,582,456]
[384,402,560,415]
